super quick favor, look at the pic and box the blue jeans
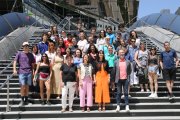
[116,79,129,106]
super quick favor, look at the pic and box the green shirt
[105,53,116,67]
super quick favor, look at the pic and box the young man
[13,42,35,106]
[160,41,179,102]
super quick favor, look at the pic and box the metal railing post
[6,75,10,112]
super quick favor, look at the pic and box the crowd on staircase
[12,24,179,113]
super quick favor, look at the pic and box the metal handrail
[0,17,43,76]
[0,17,47,112]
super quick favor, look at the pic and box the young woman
[95,50,110,111]
[148,47,159,98]
[87,44,99,72]
[134,42,149,92]
[33,53,52,105]
[57,37,66,55]
[78,54,95,112]
[45,41,56,63]
[73,49,83,67]
[96,30,106,51]
[31,45,41,93]
[60,55,78,112]
[51,48,64,99]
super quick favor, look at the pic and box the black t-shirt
[60,63,77,84]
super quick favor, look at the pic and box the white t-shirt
[77,39,88,51]
[96,38,106,51]
[33,53,42,64]
[135,38,141,48]
[45,51,56,62]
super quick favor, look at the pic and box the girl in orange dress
[95,50,110,111]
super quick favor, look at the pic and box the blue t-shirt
[73,57,83,67]
[37,41,48,54]
[160,49,177,69]
[106,33,116,45]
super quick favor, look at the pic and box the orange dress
[95,64,110,103]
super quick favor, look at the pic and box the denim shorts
[148,65,158,73]
[19,73,32,86]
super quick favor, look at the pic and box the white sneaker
[116,105,120,112]
[153,93,158,98]
[141,89,144,92]
[125,105,130,112]
[128,94,131,98]
[148,93,154,98]
[146,89,150,92]
[121,95,125,99]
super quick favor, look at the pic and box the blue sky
[138,0,180,18]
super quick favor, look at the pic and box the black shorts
[162,68,176,81]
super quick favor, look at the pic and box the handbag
[136,66,144,76]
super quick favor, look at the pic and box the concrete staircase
[0,31,180,119]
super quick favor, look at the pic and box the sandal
[102,107,105,111]
[98,107,101,111]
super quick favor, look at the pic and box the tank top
[39,66,50,74]
[138,50,149,67]
[149,55,158,65]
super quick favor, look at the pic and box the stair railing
[0,17,47,112]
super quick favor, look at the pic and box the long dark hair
[82,54,90,64]
[32,44,39,55]
[87,44,98,54]
[129,30,138,39]
[41,53,50,65]
[97,50,106,62]
[150,47,157,55]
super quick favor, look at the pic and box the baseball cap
[22,42,29,46]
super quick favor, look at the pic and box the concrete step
[1,109,180,119]
[1,86,180,93]
[1,103,180,112]
[0,96,180,105]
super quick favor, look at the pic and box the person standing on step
[38,33,49,54]
[148,47,159,98]
[134,42,150,92]
[78,54,95,112]
[13,42,35,106]
[51,48,64,99]
[159,41,179,101]
[33,53,52,105]
[60,55,78,112]
[95,50,110,111]
[114,49,132,112]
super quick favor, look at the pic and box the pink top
[119,59,127,80]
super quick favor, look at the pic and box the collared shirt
[119,59,127,79]
[105,53,116,67]
[37,41,48,54]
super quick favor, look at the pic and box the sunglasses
[23,45,29,47]
[131,41,135,43]
[42,56,47,57]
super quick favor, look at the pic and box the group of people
[13,24,179,113]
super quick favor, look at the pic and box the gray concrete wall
[0,26,39,60]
